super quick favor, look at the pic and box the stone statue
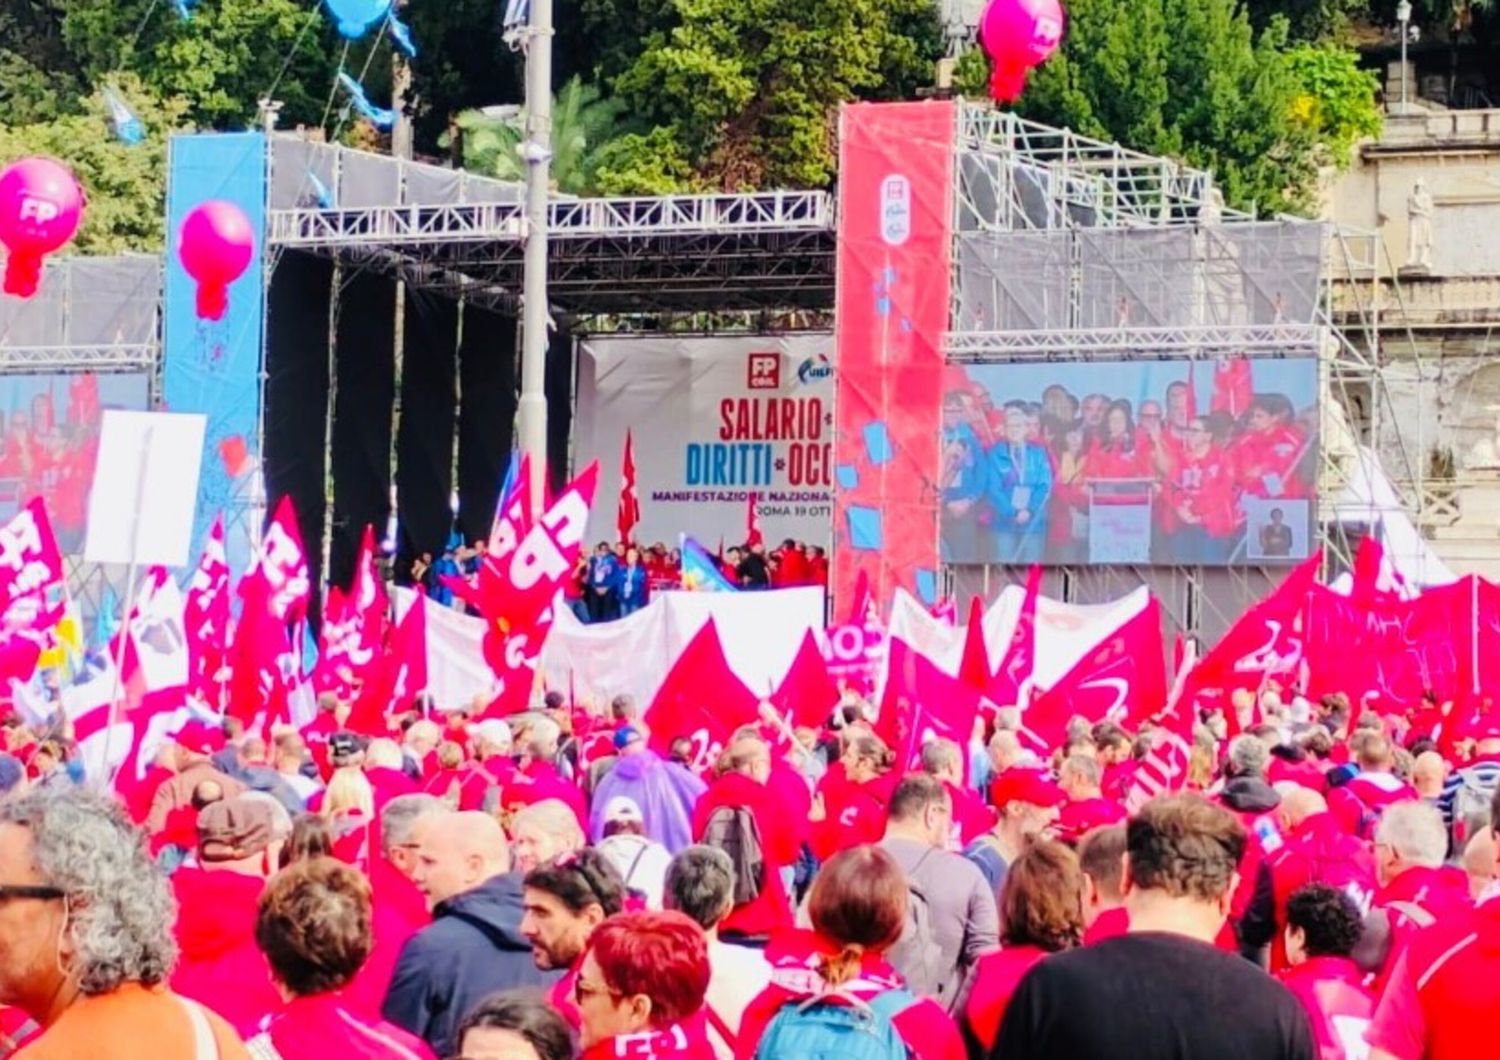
[1406,178,1434,270]
[1200,187,1224,227]
[1463,405,1500,470]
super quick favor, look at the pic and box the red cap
[991,768,1067,809]
[172,720,224,756]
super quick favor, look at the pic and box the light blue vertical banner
[162,132,268,579]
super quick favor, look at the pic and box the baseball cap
[613,726,643,751]
[197,796,276,861]
[603,796,644,825]
[328,731,363,765]
[172,720,224,756]
[991,768,1067,809]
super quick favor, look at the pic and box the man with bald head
[1265,785,1377,971]
[382,810,556,1056]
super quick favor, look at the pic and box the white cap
[471,719,513,750]
[603,796,644,825]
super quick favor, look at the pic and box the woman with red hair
[575,910,715,1059]
[736,846,964,1060]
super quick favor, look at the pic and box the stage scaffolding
[941,105,1410,646]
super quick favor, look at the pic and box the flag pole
[1472,573,1480,697]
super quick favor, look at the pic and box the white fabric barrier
[1328,445,1456,594]
[542,587,826,705]
[395,586,826,710]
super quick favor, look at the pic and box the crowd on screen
[940,377,1317,564]
[0,664,1494,1060]
[413,538,830,623]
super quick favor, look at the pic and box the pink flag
[387,594,428,714]
[488,453,533,560]
[184,517,230,704]
[745,491,763,549]
[645,620,760,773]
[618,429,640,545]
[119,567,190,713]
[771,630,841,729]
[1211,357,1253,419]
[958,595,990,692]
[250,496,311,624]
[1027,595,1167,748]
[316,527,388,701]
[877,636,982,779]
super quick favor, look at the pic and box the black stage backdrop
[457,304,517,546]
[395,288,459,580]
[546,322,574,496]
[328,268,396,590]
[263,250,333,625]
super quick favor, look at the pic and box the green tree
[610,0,944,190]
[1244,0,1372,40]
[0,76,188,254]
[449,76,627,194]
[1286,43,1383,166]
[959,0,1370,215]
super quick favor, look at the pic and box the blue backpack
[753,987,917,1060]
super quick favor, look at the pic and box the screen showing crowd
[0,373,151,553]
[940,357,1318,566]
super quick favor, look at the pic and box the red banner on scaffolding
[832,101,957,614]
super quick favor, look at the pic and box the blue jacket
[382,872,558,1057]
[987,441,1053,531]
[942,426,990,504]
[587,553,622,593]
[619,563,649,606]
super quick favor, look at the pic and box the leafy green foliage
[1243,0,1372,41]
[1286,43,1383,166]
[450,77,627,194]
[0,75,187,254]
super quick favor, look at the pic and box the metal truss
[945,323,1325,360]
[0,344,157,371]
[956,104,1256,229]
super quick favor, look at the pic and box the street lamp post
[1398,0,1412,110]
[518,0,553,516]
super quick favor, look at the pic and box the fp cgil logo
[880,175,911,246]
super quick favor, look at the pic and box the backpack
[753,988,918,1060]
[884,849,946,1003]
[701,804,765,906]
[1451,770,1497,849]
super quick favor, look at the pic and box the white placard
[85,411,206,567]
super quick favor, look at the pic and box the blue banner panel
[162,132,268,576]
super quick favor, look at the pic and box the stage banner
[832,101,956,613]
[575,335,835,548]
[941,357,1319,566]
[163,132,269,577]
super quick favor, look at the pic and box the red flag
[1211,357,1253,419]
[1181,551,1320,718]
[1027,595,1167,748]
[745,491,763,549]
[0,498,68,686]
[989,565,1041,709]
[456,463,600,718]
[317,527,389,702]
[251,496,311,624]
[878,636,981,778]
[958,596,990,692]
[489,453,533,559]
[617,429,640,545]
[226,575,295,728]
[387,594,428,714]
[184,517,230,704]
[644,620,760,772]
[845,567,875,625]
[771,630,840,729]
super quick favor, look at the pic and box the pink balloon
[980,0,1066,103]
[178,200,256,321]
[0,157,84,299]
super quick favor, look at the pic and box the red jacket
[692,772,798,939]
[245,992,433,1059]
[1083,907,1129,946]
[502,760,588,832]
[736,931,964,1060]
[169,867,281,1034]
[1053,796,1126,845]
[581,1015,716,1060]
[1160,447,1240,537]
[343,855,432,1016]
[964,944,1052,1051]
[1371,865,1474,993]
[1329,771,1418,837]
[1232,423,1310,499]
[1277,957,1374,1060]
[810,769,892,862]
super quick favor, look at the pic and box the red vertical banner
[832,101,956,615]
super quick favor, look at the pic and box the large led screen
[940,357,1318,566]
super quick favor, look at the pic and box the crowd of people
[940,377,1317,565]
[0,677,1494,1059]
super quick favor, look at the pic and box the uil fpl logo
[18,196,59,225]
[879,175,911,246]
[797,354,833,385]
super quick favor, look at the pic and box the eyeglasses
[574,976,623,1005]
[0,885,64,902]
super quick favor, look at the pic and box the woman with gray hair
[0,789,250,1058]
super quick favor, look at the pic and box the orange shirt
[16,983,251,1060]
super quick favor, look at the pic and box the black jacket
[1219,774,1281,959]
[381,871,558,1057]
